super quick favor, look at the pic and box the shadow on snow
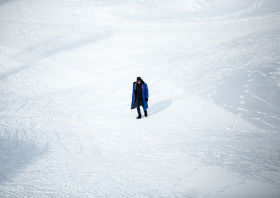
[0,33,114,81]
[0,126,46,183]
[198,29,280,130]
[148,100,172,116]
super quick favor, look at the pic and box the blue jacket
[131,82,149,111]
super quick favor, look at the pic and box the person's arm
[145,84,149,101]
[132,83,135,94]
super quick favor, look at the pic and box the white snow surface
[1,0,280,197]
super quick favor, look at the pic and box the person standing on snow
[131,77,149,119]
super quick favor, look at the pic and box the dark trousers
[136,98,144,115]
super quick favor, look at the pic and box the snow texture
[0,0,280,197]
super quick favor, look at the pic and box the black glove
[145,98,148,102]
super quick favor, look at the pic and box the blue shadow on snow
[0,126,46,184]
[148,100,172,116]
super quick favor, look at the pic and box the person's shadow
[148,100,172,116]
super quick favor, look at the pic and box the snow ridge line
[208,0,264,20]
[187,0,271,21]
[0,17,116,32]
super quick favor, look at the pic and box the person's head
[137,77,142,84]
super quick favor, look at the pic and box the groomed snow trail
[1,0,280,197]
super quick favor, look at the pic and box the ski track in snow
[1,0,280,197]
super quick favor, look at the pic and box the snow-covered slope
[1,0,280,197]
